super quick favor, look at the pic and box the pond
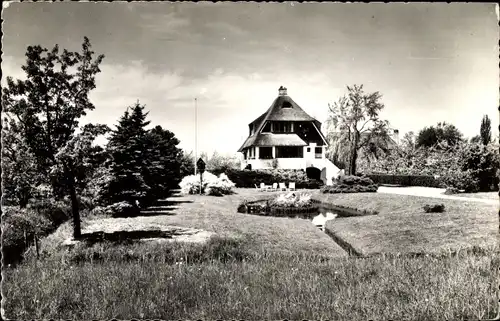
[241,199,377,231]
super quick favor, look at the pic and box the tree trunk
[68,174,81,239]
[349,132,360,176]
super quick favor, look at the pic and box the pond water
[245,200,345,230]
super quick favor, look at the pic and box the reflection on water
[312,211,338,231]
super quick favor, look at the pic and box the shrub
[440,169,479,193]
[237,201,248,213]
[2,207,55,265]
[321,185,378,194]
[206,173,236,196]
[444,187,460,195]
[423,204,446,213]
[179,172,235,196]
[366,174,441,188]
[321,175,378,194]
[105,201,140,218]
[224,169,322,189]
[28,199,72,227]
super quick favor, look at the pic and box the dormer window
[262,121,271,133]
[282,101,292,108]
[273,121,292,133]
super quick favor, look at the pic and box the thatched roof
[239,88,325,152]
[238,133,307,151]
[249,95,320,132]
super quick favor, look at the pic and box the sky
[2,2,498,156]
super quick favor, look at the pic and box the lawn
[454,191,498,200]
[3,188,498,319]
[320,192,498,256]
[36,188,346,260]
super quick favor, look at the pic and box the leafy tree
[104,102,151,207]
[325,84,391,175]
[202,151,241,175]
[2,37,104,238]
[480,115,492,146]
[416,122,463,149]
[1,117,43,207]
[470,135,481,144]
[50,123,110,203]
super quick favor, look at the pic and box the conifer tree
[105,102,151,206]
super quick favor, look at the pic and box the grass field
[3,188,498,319]
[31,189,346,262]
[320,192,497,256]
[3,240,498,320]
[455,191,498,200]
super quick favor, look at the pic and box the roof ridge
[253,97,279,135]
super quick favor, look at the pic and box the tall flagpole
[194,97,198,175]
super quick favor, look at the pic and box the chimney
[278,86,288,96]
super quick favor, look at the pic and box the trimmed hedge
[366,174,442,188]
[224,169,323,189]
[321,175,378,194]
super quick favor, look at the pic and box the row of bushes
[321,175,378,194]
[223,169,323,189]
[364,174,442,188]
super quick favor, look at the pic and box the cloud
[204,21,248,37]
[139,11,192,39]
[82,60,344,155]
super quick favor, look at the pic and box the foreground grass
[3,240,498,320]
[318,192,497,256]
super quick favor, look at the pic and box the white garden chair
[288,182,296,191]
[271,183,278,192]
[279,182,287,191]
[259,183,268,192]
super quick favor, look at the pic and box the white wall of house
[240,143,340,185]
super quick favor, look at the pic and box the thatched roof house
[238,86,340,185]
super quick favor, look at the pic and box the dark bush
[321,184,378,194]
[338,175,375,186]
[2,206,57,265]
[224,169,323,189]
[444,187,460,195]
[105,201,141,218]
[423,204,446,213]
[237,201,248,213]
[28,199,72,227]
[321,175,378,194]
[366,174,442,188]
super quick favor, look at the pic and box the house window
[306,147,311,152]
[273,121,292,133]
[248,147,255,159]
[276,146,303,158]
[262,122,271,133]
[259,147,273,159]
[315,147,322,159]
